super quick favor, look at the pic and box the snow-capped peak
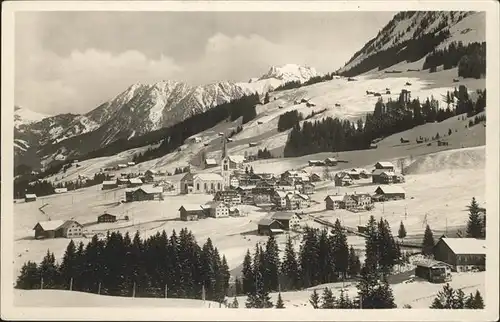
[258,64,319,83]
[14,106,52,127]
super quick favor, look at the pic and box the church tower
[221,136,231,189]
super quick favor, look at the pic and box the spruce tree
[464,293,475,309]
[276,292,285,308]
[242,249,254,294]
[264,235,280,292]
[398,221,407,239]
[15,261,40,289]
[281,235,300,290]
[430,283,459,309]
[356,269,396,309]
[59,239,77,288]
[347,246,361,278]
[321,287,336,309]
[472,290,484,309]
[364,216,379,272]
[232,296,239,308]
[309,289,320,308]
[39,250,59,289]
[466,197,483,238]
[331,220,350,280]
[318,229,334,284]
[299,227,320,287]
[336,289,354,309]
[422,224,435,256]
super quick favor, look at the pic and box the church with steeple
[220,135,245,189]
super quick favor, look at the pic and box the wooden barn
[324,157,338,166]
[125,186,163,202]
[433,237,486,272]
[271,212,302,230]
[373,186,406,201]
[98,213,116,223]
[33,220,83,239]
[257,218,284,236]
[179,205,204,221]
[25,194,37,202]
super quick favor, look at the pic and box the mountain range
[14,64,319,168]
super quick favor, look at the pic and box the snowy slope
[14,106,51,128]
[339,11,485,74]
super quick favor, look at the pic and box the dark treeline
[277,110,303,132]
[16,229,231,303]
[341,28,450,77]
[14,173,113,199]
[256,148,273,160]
[284,86,486,157]
[238,222,361,299]
[423,41,486,79]
[131,94,259,164]
[273,73,337,92]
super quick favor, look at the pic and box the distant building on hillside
[98,213,116,223]
[33,220,82,239]
[54,188,68,194]
[102,180,118,190]
[125,186,163,202]
[127,178,143,188]
[334,172,353,186]
[433,237,486,272]
[310,173,322,182]
[324,157,338,166]
[25,194,37,202]
[213,190,241,206]
[271,212,302,230]
[204,158,218,169]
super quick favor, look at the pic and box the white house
[203,201,230,218]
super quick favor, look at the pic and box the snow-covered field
[14,289,220,307]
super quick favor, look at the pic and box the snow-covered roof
[375,161,394,168]
[180,204,203,212]
[127,162,135,166]
[34,220,65,231]
[204,201,226,209]
[102,180,117,185]
[297,194,310,200]
[441,238,486,255]
[372,169,387,176]
[228,155,245,163]
[270,228,284,233]
[381,171,397,176]
[274,191,288,198]
[25,194,37,198]
[54,188,68,193]
[258,218,277,226]
[139,185,163,194]
[205,158,217,165]
[193,173,223,181]
[272,212,297,220]
[128,178,143,184]
[325,157,337,162]
[375,185,406,194]
[325,195,344,202]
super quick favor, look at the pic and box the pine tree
[466,197,483,238]
[299,227,320,288]
[472,290,484,309]
[309,289,320,308]
[336,289,354,308]
[15,261,40,289]
[321,287,336,309]
[430,283,462,309]
[398,221,407,239]
[276,292,285,308]
[281,235,300,290]
[464,293,475,309]
[422,224,435,256]
[39,250,59,289]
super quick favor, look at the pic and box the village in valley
[9,9,491,313]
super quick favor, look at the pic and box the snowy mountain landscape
[8,9,493,317]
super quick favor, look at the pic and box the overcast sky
[15,11,396,115]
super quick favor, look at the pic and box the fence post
[70,277,73,291]
[98,282,101,295]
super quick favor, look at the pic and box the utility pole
[165,284,168,299]
[132,282,136,298]
[98,282,101,295]
[69,277,73,291]
[40,276,44,290]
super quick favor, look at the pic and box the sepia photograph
[1,1,499,321]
